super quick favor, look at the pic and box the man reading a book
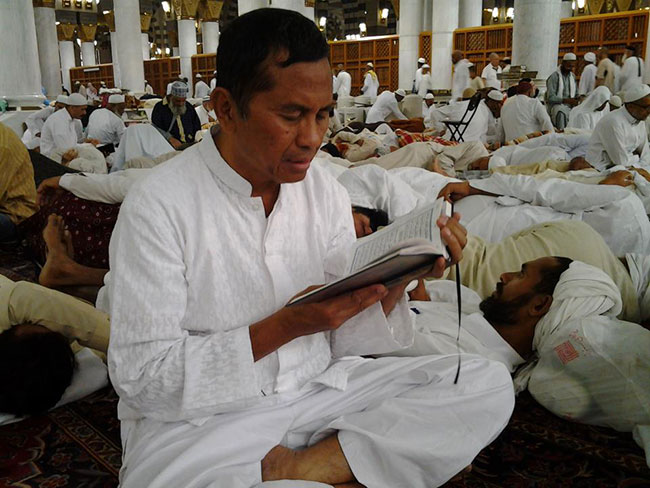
[100,9,515,488]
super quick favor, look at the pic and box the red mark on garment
[554,341,579,365]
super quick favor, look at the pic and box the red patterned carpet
[0,387,648,488]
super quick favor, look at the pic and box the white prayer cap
[467,62,474,67]
[422,63,430,69]
[367,62,374,68]
[67,93,87,106]
[418,57,425,64]
[171,81,190,97]
[395,88,406,97]
[424,93,434,100]
[562,52,577,61]
[108,94,125,104]
[610,95,623,108]
[196,73,202,78]
[55,94,69,104]
[624,84,650,103]
[488,156,506,169]
[202,96,211,102]
[584,52,596,63]
[487,90,504,102]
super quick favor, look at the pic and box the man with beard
[151,81,202,149]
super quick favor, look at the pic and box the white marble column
[178,19,197,96]
[459,0,483,28]
[644,23,650,83]
[422,0,432,32]
[142,33,150,60]
[512,0,562,80]
[560,1,573,18]
[34,6,62,97]
[81,41,96,66]
[0,0,44,106]
[201,21,219,55]
[430,0,459,89]
[114,0,145,91]
[270,0,315,20]
[238,0,268,16]
[110,31,122,87]
[59,41,75,93]
[398,0,423,90]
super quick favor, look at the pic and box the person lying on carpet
[0,273,109,417]
[391,258,650,452]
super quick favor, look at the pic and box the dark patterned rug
[0,387,647,488]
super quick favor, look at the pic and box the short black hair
[533,256,573,295]
[507,86,517,98]
[352,206,390,232]
[626,45,637,55]
[216,8,329,118]
[0,326,76,416]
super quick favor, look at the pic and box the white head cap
[624,84,650,103]
[108,94,125,104]
[488,156,507,170]
[418,57,425,64]
[55,94,69,104]
[367,62,374,68]
[424,93,434,100]
[67,93,87,106]
[422,64,430,69]
[584,52,596,63]
[395,88,406,97]
[171,81,190,97]
[563,52,577,61]
[487,90,504,102]
[196,73,202,78]
[609,95,623,108]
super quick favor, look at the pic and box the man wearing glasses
[585,84,650,171]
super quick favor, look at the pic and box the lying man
[100,10,514,488]
[395,259,650,451]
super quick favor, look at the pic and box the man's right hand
[36,176,63,206]
[599,170,634,187]
[438,181,473,202]
[250,284,388,361]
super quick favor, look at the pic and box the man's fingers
[331,284,387,318]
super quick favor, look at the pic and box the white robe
[100,131,514,488]
[578,63,597,96]
[619,56,644,93]
[86,108,126,146]
[567,85,610,131]
[194,80,211,99]
[365,91,407,124]
[336,71,352,97]
[39,107,84,157]
[481,63,502,90]
[110,124,174,173]
[500,95,555,141]
[25,105,55,135]
[451,59,471,101]
[361,72,379,98]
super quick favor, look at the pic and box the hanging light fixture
[492,7,499,23]
[506,7,514,21]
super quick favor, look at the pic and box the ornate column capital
[32,0,56,7]
[615,0,633,10]
[103,10,115,31]
[78,23,97,42]
[305,0,315,6]
[390,0,399,20]
[173,0,201,19]
[57,23,77,41]
[198,0,224,21]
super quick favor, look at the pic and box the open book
[289,198,453,306]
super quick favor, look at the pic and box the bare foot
[39,214,78,288]
[261,445,297,481]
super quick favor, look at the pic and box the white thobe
[361,72,379,98]
[506,132,591,159]
[195,104,216,126]
[486,109,505,144]
[619,56,644,93]
[194,80,211,99]
[500,95,555,141]
[439,100,492,143]
[210,77,217,91]
[59,169,148,204]
[86,108,125,146]
[145,83,154,95]
[365,91,407,123]
[101,130,513,487]
[39,108,84,158]
[586,106,650,170]
[336,71,352,97]
[417,73,433,97]
[451,59,471,101]
[25,106,55,135]
[578,63,597,96]
[414,67,423,92]
[481,64,502,90]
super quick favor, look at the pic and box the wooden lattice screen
[329,35,400,96]
[419,32,432,65]
[69,64,115,90]
[442,11,648,80]
[143,57,181,97]
[191,53,217,88]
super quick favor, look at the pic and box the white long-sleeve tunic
[101,132,413,423]
[40,108,84,157]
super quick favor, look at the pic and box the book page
[350,199,447,273]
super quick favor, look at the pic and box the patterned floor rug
[0,387,647,488]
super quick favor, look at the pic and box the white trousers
[118,355,514,488]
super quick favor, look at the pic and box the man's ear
[211,88,239,132]
[529,294,553,317]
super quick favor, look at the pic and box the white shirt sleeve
[388,97,407,120]
[362,73,371,94]
[534,99,555,133]
[59,170,143,204]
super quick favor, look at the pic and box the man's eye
[281,113,301,122]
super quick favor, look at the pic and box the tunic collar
[198,126,254,196]
[622,105,642,126]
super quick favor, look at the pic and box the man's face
[425,99,435,107]
[451,52,461,64]
[480,257,558,325]
[54,102,65,111]
[395,93,404,103]
[562,60,576,73]
[626,95,650,121]
[469,70,477,79]
[221,57,333,187]
[486,98,502,117]
[171,95,186,107]
[352,210,373,238]
[66,105,86,119]
[490,56,500,67]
